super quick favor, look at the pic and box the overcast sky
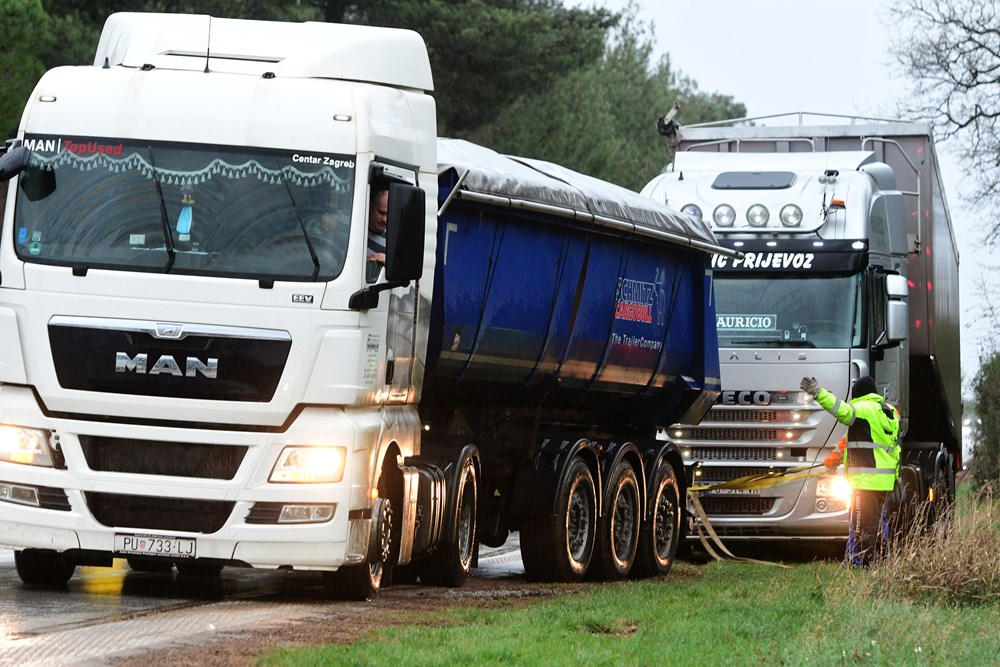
[576,0,987,394]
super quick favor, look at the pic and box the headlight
[780,204,803,227]
[681,203,703,219]
[0,426,55,467]
[817,475,852,502]
[270,446,347,483]
[747,204,769,227]
[713,204,736,227]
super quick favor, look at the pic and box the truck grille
[79,436,247,479]
[707,409,781,423]
[37,486,72,511]
[696,496,775,515]
[48,318,291,402]
[85,492,233,533]
[685,427,779,441]
[696,466,774,482]
[686,447,780,461]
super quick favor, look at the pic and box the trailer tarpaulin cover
[437,138,721,252]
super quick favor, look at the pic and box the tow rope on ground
[685,463,828,568]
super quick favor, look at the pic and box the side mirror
[0,146,30,183]
[885,274,908,299]
[886,300,908,343]
[884,274,908,345]
[384,182,425,283]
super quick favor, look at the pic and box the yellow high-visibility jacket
[816,389,900,491]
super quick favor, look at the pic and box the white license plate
[114,533,196,559]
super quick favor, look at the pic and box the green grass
[263,487,1000,666]
[261,557,1000,666]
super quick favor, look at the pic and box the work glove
[800,376,820,398]
[823,449,842,474]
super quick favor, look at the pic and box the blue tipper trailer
[410,138,733,582]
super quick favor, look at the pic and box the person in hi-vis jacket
[800,375,901,566]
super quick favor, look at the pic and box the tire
[926,458,954,526]
[520,457,596,582]
[591,459,641,580]
[419,457,477,587]
[324,497,392,601]
[15,549,76,586]
[127,557,174,573]
[633,461,681,578]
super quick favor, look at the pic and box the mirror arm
[348,281,408,310]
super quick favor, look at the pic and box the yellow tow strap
[686,463,828,568]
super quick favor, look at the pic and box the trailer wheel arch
[508,438,601,518]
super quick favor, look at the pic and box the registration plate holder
[113,533,197,559]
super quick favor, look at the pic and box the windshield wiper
[147,146,177,273]
[282,177,320,281]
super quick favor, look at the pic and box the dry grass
[858,486,1000,606]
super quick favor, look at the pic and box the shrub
[858,487,1000,606]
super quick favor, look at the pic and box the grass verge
[262,488,1000,666]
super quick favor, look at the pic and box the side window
[365,163,418,284]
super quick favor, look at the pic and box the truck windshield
[13,135,355,281]
[714,274,862,348]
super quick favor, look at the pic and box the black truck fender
[508,438,600,518]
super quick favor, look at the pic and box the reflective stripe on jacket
[815,388,900,491]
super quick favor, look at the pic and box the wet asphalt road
[0,539,526,666]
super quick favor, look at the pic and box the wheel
[127,557,174,573]
[520,456,596,582]
[591,459,641,580]
[175,560,224,577]
[324,496,392,601]
[15,549,76,586]
[419,457,477,587]
[925,457,954,526]
[633,461,681,578]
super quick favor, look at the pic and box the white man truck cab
[0,14,435,598]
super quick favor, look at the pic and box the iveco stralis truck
[0,14,730,598]
[642,112,961,547]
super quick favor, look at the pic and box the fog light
[277,504,336,524]
[0,482,40,507]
